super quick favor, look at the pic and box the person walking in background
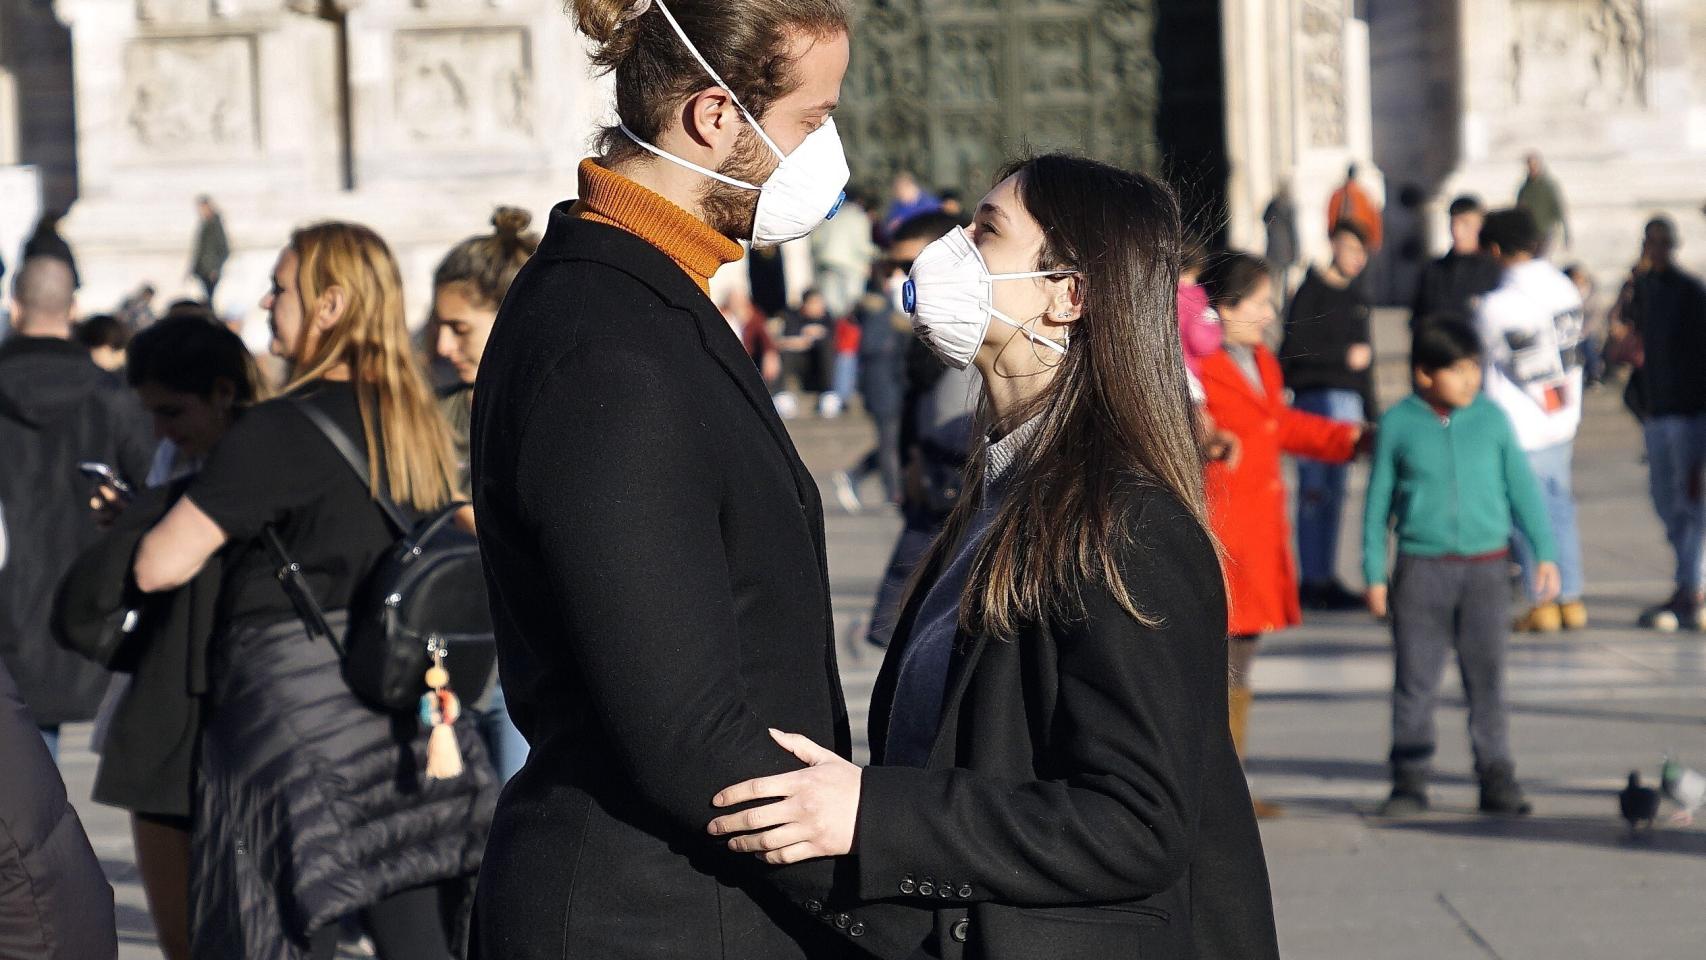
[1475,208,1589,633]
[468,1,926,955]
[131,223,496,960]
[1364,319,1556,818]
[190,196,231,306]
[24,210,81,289]
[1178,241,1222,382]
[1263,180,1300,309]
[858,209,967,642]
[0,257,153,761]
[810,184,878,318]
[117,282,159,330]
[1623,217,1706,631]
[1563,265,1605,387]
[775,288,834,415]
[0,657,117,960]
[1516,152,1570,256]
[1411,194,1501,333]
[884,169,941,236]
[1281,222,1377,610]
[1199,251,1365,819]
[55,314,265,960]
[74,312,132,373]
[834,213,952,513]
[1327,163,1383,253]
[431,206,540,783]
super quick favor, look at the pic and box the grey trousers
[1388,553,1514,776]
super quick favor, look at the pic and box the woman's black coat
[52,482,218,818]
[468,210,931,960]
[857,485,1282,960]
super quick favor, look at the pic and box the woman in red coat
[1198,252,1365,816]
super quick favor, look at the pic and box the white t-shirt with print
[1475,259,1586,452]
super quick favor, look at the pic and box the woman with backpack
[55,313,264,960]
[132,222,497,960]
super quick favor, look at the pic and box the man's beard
[700,125,776,242]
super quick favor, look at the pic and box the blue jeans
[1293,388,1364,585]
[1643,414,1706,592]
[1510,440,1585,602]
[470,680,528,783]
[832,353,859,405]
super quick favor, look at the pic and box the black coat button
[958,883,973,899]
[836,914,851,929]
[805,899,822,914]
[937,885,952,899]
[899,878,916,895]
[918,880,935,897]
[849,921,866,937]
[951,918,970,943]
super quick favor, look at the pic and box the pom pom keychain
[419,647,465,780]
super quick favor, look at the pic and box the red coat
[1200,347,1358,636]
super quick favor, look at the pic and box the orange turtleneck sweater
[570,159,743,294]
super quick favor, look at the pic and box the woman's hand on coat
[708,729,861,865]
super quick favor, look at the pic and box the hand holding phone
[77,461,134,501]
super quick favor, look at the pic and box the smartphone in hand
[77,461,135,501]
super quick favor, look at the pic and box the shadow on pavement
[1375,814,1706,858]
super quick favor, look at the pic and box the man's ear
[682,87,743,151]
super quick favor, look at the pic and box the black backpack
[263,399,496,713]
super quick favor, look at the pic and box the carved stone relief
[841,0,1158,195]
[1511,0,1647,109]
[135,0,236,24]
[1298,0,1347,149]
[122,35,258,156]
[393,27,533,148]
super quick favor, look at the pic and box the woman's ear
[315,286,347,332]
[1047,275,1083,325]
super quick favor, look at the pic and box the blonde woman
[134,223,497,960]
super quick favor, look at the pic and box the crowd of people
[0,0,1703,958]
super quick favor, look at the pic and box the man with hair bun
[469,2,931,958]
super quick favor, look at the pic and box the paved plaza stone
[70,312,1704,959]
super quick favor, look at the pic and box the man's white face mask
[619,0,851,247]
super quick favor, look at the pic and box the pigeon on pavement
[1619,771,1661,837]
[1660,757,1706,826]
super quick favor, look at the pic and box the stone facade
[22,0,608,340]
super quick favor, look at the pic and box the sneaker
[831,471,863,514]
[773,392,800,420]
[1638,590,1704,632]
[1513,603,1562,633]
[818,393,844,418]
[1478,765,1533,816]
[1376,788,1429,817]
[1559,600,1589,630]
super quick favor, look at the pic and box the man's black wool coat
[468,208,932,960]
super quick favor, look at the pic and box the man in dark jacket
[189,195,230,306]
[1411,194,1502,334]
[0,257,152,759]
[1516,152,1570,255]
[469,3,930,958]
[0,657,117,959]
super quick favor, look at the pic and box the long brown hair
[433,206,541,309]
[570,0,849,165]
[286,222,458,511]
[914,154,1208,642]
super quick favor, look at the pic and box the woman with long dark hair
[706,155,1280,959]
[131,223,496,960]
[56,313,264,960]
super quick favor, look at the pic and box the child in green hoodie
[1363,319,1559,817]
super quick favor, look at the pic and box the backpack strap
[289,396,412,536]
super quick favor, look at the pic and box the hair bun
[573,0,648,62]
[491,206,533,240]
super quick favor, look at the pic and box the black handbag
[262,399,497,713]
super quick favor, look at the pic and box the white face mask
[620,0,851,247]
[903,227,1072,370]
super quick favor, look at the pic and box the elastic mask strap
[990,307,1068,356]
[987,270,1074,283]
[649,0,785,160]
[620,123,759,192]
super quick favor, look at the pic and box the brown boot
[1228,685,1283,818]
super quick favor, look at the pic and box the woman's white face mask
[620,0,851,247]
[903,227,1072,370]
